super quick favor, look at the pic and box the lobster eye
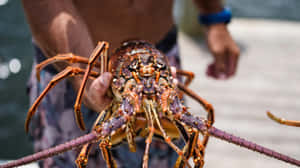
[156,59,166,70]
[129,59,139,71]
[148,56,154,63]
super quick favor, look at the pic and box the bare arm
[22,0,112,113]
[22,0,94,60]
[193,0,240,79]
[193,0,223,14]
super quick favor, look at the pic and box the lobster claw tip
[24,119,30,133]
[75,113,86,131]
[76,117,86,131]
[78,124,86,131]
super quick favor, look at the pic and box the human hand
[205,23,240,79]
[83,72,112,112]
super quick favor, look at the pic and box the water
[0,0,299,160]
[227,0,300,21]
[0,0,34,158]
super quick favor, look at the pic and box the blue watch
[198,7,232,26]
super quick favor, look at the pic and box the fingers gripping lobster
[1,41,300,168]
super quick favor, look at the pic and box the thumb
[91,72,112,96]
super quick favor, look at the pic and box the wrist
[198,7,232,26]
[205,23,229,40]
[206,23,227,31]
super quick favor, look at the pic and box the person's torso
[73,0,174,50]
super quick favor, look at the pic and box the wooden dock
[179,18,300,168]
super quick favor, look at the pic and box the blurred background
[0,0,299,167]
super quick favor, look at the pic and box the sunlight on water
[0,58,22,80]
[9,58,21,74]
[0,63,9,79]
[0,0,8,6]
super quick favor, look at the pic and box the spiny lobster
[1,41,300,168]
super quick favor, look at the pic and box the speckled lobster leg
[75,142,95,168]
[174,128,202,168]
[25,67,99,132]
[99,138,117,168]
[149,100,191,168]
[176,69,195,87]
[75,109,110,168]
[176,82,214,163]
[74,41,109,130]
[177,83,214,126]
[35,53,101,81]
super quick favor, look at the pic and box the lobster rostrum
[1,41,300,168]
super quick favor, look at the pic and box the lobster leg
[35,53,101,81]
[74,41,109,130]
[176,69,195,87]
[76,109,111,168]
[174,119,206,168]
[99,138,117,168]
[149,100,192,168]
[267,111,300,127]
[75,143,95,168]
[123,91,140,152]
[25,66,99,132]
[192,141,205,168]
[76,106,133,168]
[174,69,212,167]
[164,88,211,168]
[177,83,214,126]
[174,128,201,168]
[126,118,137,152]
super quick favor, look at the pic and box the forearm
[193,0,223,14]
[192,1,240,79]
[22,0,97,106]
[22,0,94,62]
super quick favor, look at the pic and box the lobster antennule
[178,113,300,167]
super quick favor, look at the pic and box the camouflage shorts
[27,27,184,168]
